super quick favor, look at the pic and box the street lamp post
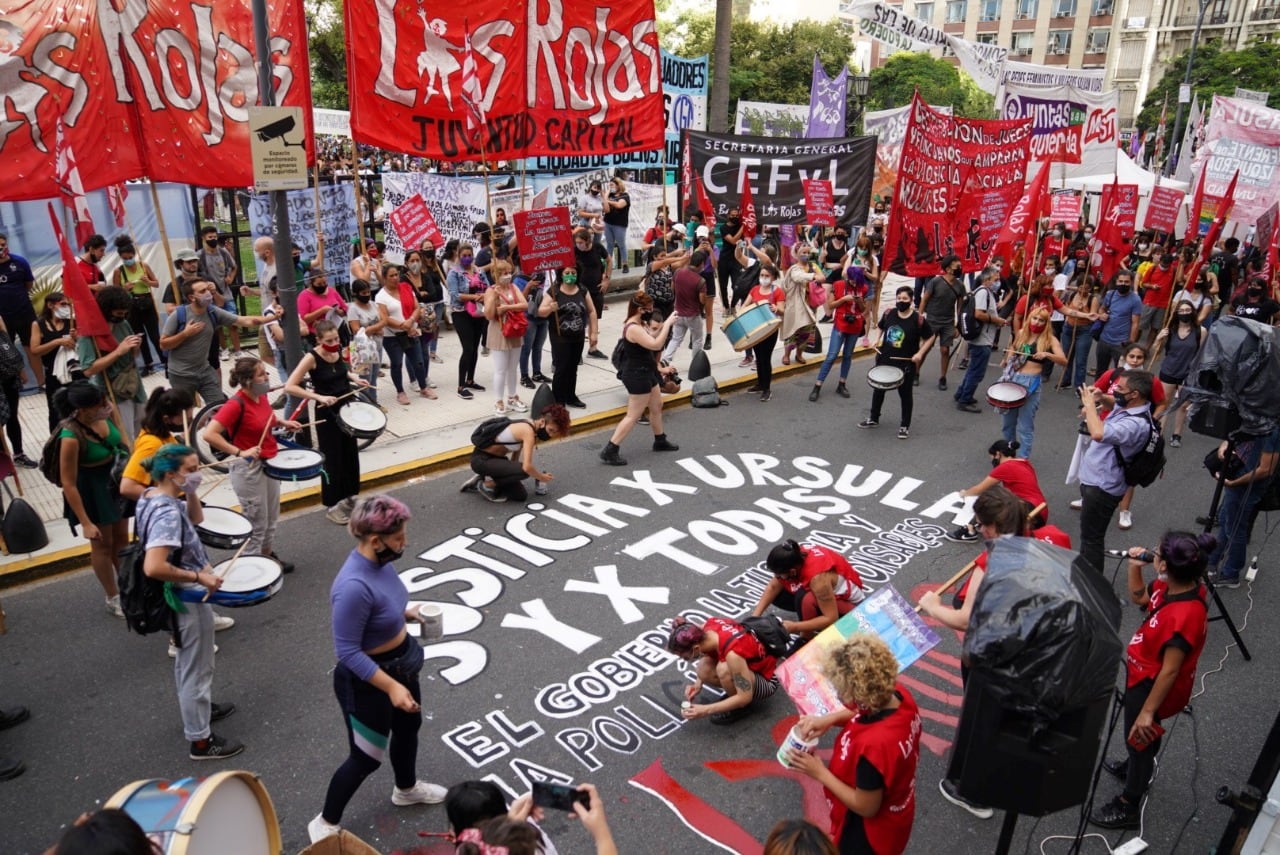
[847,73,871,136]
[1164,0,1212,177]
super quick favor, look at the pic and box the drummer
[285,320,368,526]
[860,286,936,440]
[462,403,572,502]
[743,264,784,402]
[136,444,243,760]
[998,307,1067,460]
[201,357,302,573]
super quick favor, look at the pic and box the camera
[841,312,859,325]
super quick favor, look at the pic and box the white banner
[998,61,1105,96]
[845,0,948,50]
[734,101,810,137]
[381,173,489,264]
[999,83,1118,176]
[1234,87,1269,105]
[313,108,351,138]
[248,183,357,287]
[948,37,1007,96]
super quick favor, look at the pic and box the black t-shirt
[603,190,630,227]
[718,222,742,268]
[877,309,932,362]
[1212,251,1240,294]
[823,239,847,271]
[574,244,608,289]
[1232,296,1280,324]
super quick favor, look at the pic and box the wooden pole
[148,181,177,286]
[916,559,979,613]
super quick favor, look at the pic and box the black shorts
[620,368,658,395]
[0,309,36,346]
[1158,370,1186,386]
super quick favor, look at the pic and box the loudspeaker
[1190,401,1243,440]
[947,672,1110,817]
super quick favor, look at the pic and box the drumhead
[987,381,1029,402]
[198,506,252,536]
[270,449,324,470]
[214,556,283,593]
[341,401,386,430]
[868,365,904,383]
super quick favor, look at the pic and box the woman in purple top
[309,496,448,844]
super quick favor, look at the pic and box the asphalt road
[1,361,1277,855]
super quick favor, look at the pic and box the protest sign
[1050,190,1082,224]
[382,173,489,263]
[804,180,835,226]
[515,208,576,274]
[388,194,444,250]
[1143,186,1186,233]
[248,183,357,288]
[1000,83,1119,175]
[778,586,942,717]
[1197,96,1280,225]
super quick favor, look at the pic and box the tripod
[1198,433,1252,661]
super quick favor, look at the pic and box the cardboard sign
[514,207,575,274]
[1050,189,1082,224]
[1143,185,1186,233]
[803,179,835,226]
[387,194,443,249]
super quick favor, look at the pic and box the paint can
[777,724,818,768]
[417,604,443,644]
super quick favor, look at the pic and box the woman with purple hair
[1091,530,1216,830]
[309,495,449,843]
[808,266,870,403]
[666,615,780,725]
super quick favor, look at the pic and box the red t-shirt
[705,616,776,680]
[747,284,785,309]
[828,686,921,855]
[1039,237,1066,271]
[213,390,278,460]
[672,267,704,318]
[1095,368,1165,418]
[78,257,104,286]
[1125,581,1207,719]
[833,278,869,336]
[783,545,865,602]
[1141,264,1175,308]
[990,459,1048,524]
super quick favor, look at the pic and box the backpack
[644,265,674,306]
[471,416,526,449]
[38,418,76,486]
[0,330,23,381]
[727,615,792,661]
[118,502,179,636]
[958,286,988,342]
[611,322,639,371]
[1115,411,1166,488]
[163,305,189,357]
[691,376,722,408]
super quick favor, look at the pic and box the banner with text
[381,173,489,263]
[515,208,576,273]
[883,95,1033,276]
[248,183,356,289]
[388,194,444,250]
[1050,189,1082,224]
[864,104,954,205]
[734,102,812,138]
[1143,186,1186,233]
[1,0,314,200]
[1197,96,1280,225]
[343,0,663,162]
[998,61,1105,95]
[999,83,1119,174]
[686,131,877,228]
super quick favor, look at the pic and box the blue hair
[141,443,196,481]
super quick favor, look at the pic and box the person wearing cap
[576,181,605,237]
[161,279,273,406]
[161,249,202,313]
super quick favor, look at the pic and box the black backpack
[958,287,987,341]
[471,416,522,449]
[1115,411,1166,488]
[728,615,792,660]
[118,502,179,636]
[0,330,23,381]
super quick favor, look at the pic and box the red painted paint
[707,759,830,827]
[898,673,963,707]
[921,731,954,756]
[629,758,764,854]
[924,649,963,668]
[914,656,965,688]
[916,705,961,728]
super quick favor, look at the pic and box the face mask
[640,311,654,323]
[1029,320,1048,334]
[123,258,137,267]
[460,257,473,268]
[1112,391,1129,407]
[311,282,326,291]
[251,380,270,396]
[1045,267,1057,275]
[1084,232,1094,240]
[321,342,342,353]
[177,470,204,491]
[896,300,912,312]
[562,274,577,284]
[857,248,868,256]
[535,426,551,442]
[1177,312,1195,322]
[355,293,371,303]
[1053,230,1063,238]
[1137,243,1149,251]
[758,276,773,287]
[991,457,1000,469]
[408,262,422,273]
[368,249,380,259]
[796,253,810,263]
[204,237,217,246]
[950,267,962,277]
[1248,287,1263,297]
[374,540,404,564]
[1117,284,1132,294]
[54,306,71,319]
[196,293,213,306]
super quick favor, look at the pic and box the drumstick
[198,472,228,499]
[202,537,251,602]
[915,558,979,613]
[289,419,327,429]
[1026,501,1047,525]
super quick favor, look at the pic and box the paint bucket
[777,724,818,768]
[417,604,443,644]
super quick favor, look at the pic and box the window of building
[1016,0,1039,18]
[1086,28,1110,51]
[915,1,936,20]
[977,32,1000,43]
[1012,31,1035,53]
[980,0,1002,19]
[1053,0,1077,16]
[946,0,968,22]
[1090,0,1113,14]
[1048,29,1073,52]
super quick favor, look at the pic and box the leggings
[321,637,423,824]
[471,450,528,501]
[550,337,584,404]
[2,379,22,456]
[452,311,485,387]
[869,362,916,427]
[492,347,520,400]
[130,295,163,366]
[44,375,63,432]
[751,330,779,392]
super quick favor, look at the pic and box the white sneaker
[211,612,236,632]
[308,814,341,843]
[1069,498,1083,510]
[1118,509,1133,530]
[391,781,448,806]
[326,503,351,525]
[169,641,219,658]
[493,402,507,416]
[105,595,124,619]
[507,397,529,413]
[738,356,754,368]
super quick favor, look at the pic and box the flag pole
[148,181,177,286]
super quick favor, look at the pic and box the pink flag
[739,172,758,240]
[55,116,97,247]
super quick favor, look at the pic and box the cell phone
[531,781,590,812]
[1126,722,1165,751]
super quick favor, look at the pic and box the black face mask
[204,238,216,246]
[1117,284,1132,294]
[1112,391,1129,407]
[311,283,326,291]
[1248,288,1263,298]
[640,311,653,323]
[355,293,371,303]
[896,300,912,312]
[1177,313,1194,322]
[991,457,1000,469]
[374,540,404,564]
[535,426,551,442]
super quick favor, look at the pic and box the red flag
[695,173,717,230]
[986,164,1048,268]
[1093,183,1136,283]
[55,116,97,248]
[48,204,115,354]
[1185,170,1240,289]
[459,19,487,146]
[1185,167,1207,243]
[739,172,757,240]
[107,184,129,229]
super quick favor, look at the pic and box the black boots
[600,441,627,466]
[836,382,850,398]
[653,434,679,452]
[809,386,821,402]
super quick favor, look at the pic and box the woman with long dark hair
[375,264,432,405]
[29,292,75,433]
[1153,299,1203,448]
[112,235,163,373]
[540,268,597,409]
[414,243,448,363]
[447,242,489,400]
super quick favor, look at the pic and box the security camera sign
[249,106,309,191]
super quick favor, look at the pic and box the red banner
[514,208,575,274]
[1142,186,1186,234]
[884,94,1033,276]
[1093,183,1139,282]
[740,172,758,239]
[388,194,443,249]
[1049,190,1082,225]
[49,205,114,353]
[986,165,1048,269]
[1,0,313,201]
[803,180,834,226]
[343,1,663,161]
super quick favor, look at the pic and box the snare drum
[721,301,782,352]
[261,448,325,481]
[867,365,905,390]
[336,400,387,440]
[986,381,1029,410]
[106,770,282,855]
[178,555,284,608]
[195,506,252,551]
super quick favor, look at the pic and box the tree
[866,52,994,118]
[306,0,348,109]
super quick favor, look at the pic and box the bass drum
[106,771,282,855]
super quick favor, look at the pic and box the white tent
[1058,151,1189,193]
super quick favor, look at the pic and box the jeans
[174,601,215,741]
[427,302,446,355]
[870,362,916,427]
[604,223,628,268]
[1079,483,1124,574]
[1060,324,1093,388]
[953,343,991,405]
[1000,372,1042,458]
[384,334,428,394]
[521,318,549,378]
[816,328,857,384]
[1095,338,1125,378]
[1121,680,1161,804]
[230,458,281,557]
[1208,479,1270,579]
[662,314,705,363]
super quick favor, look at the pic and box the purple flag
[806,55,848,138]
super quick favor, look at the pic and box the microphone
[1107,549,1155,562]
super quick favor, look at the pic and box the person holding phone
[1090,530,1215,830]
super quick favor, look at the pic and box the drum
[866,365,905,390]
[178,555,284,608]
[195,506,252,551]
[986,381,1029,410]
[261,448,325,482]
[337,400,387,441]
[721,301,781,352]
[105,771,283,855]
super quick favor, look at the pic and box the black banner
[686,131,878,228]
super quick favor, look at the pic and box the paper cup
[777,724,818,768]
[417,604,443,644]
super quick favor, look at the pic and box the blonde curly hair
[822,635,898,713]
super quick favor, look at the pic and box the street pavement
[2,333,1279,855]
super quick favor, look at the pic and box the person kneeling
[463,404,571,503]
[667,615,780,725]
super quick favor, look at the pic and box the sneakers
[638,414,650,425]
[211,701,236,722]
[761,390,773,402]
[507,396,529,413]
[468,382,486,392]
[957,402,981,413]
[938,378,947,390]
[566,398,587,409]
[709,706,752,726]
[858,418,879,429]
[939,778,994,820]
[169,641,219,658]
[326,504,350,525]
[586,349,608,360]
[1102,758,1128,781]
[1070,498,1083,510]
[703,334,712,351]
[481,347,490,356]
[12,453,38,469]
[459,474,481,494]
[1212,571,1242,589]
[189,733,245,761]
[308,814,342,844]
[391,781,448,806]
[1118,509,1133,530]
[1090,795,1140,829]
[430,353,444,364]
[105,595,124,619]
[0,706,30,730]
[532,373,552,383]
[945,525,980,543]
[211,612,235,632]
[898,427,910,439]
[493,402,507,416]
[520,375,535,389]
[269,552,295,575]
[457,387,473,400]
[1170,434,1182,448]
[477,482,508,503]
[738,355,754,368]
